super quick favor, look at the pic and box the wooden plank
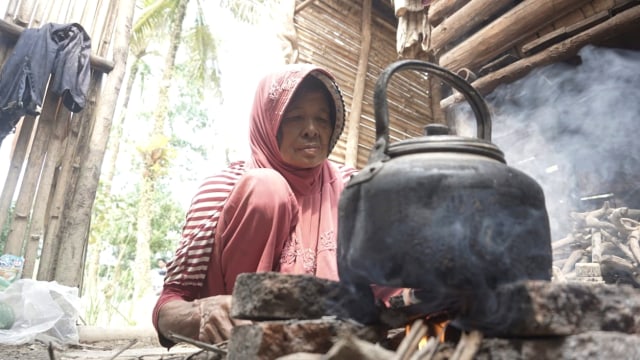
[441,4,640,109]
[430,0,515,53]
[439,0,592,73]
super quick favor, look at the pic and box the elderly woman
[152,63,356,347]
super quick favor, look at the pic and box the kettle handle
[372,60,492,161]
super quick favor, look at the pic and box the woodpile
[552,201,640,288]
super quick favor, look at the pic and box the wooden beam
[440,4,640,108]
[295,0,318,14]
[428,0,469,27]
[345,0,372,168]
[429,0,514,54]
[439,0,591,73]
[0,18,114,73]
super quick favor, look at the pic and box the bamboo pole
[439,0,591,73]
[0,117,35,235]
[22,101,71,279]
[3,91,58,257]
[15,0,36,26]
[29,0,46,28]
[429,0,514,53]
[96,0,118,56]
[344,0,371,168]
[37,83,93,280]
[441,4,640,108]
[54,0,137,287]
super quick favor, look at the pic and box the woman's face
[277,88,333,169]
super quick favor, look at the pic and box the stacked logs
[552,201,640,287]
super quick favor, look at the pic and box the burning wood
[552,201,640,287]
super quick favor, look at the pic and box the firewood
[591,230,603,263]
[601,230,637,265]
[450,330,483,360]
[569,201,612,227]
[627,227,640,264]
[394,319,428,360]
[607,207,631,235]
[562,249,585,274]
[408,336,439,360]
[552,266,568,283]
[599,255,640,287]
[552,234,575,251]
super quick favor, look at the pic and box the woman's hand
[158,295,251,345]
[195,295,251,344]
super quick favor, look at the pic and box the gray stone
[474,331,640,360]
[461,280,640,337]
[231,272,378,324]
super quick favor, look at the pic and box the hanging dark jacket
[0,22,92,144]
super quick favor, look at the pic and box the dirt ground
[0,340,215,360]
[0,327,214,360]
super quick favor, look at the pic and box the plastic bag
[0,254,24,290]
[0,279,80,345]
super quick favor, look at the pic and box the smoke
[454,45,640,240]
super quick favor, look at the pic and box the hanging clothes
[0,22,92,145]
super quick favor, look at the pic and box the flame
[406,319,450,348]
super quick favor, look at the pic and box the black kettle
[337,60,552,330]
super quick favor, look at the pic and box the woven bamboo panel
[296,0,434,169]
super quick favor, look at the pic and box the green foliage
[83,180,185,325]
[219,0,270,24]
[0,204,14,252]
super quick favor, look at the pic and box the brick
[226,318,385,360]
[231,272,379,324]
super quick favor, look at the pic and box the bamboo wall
[0,0,132,288]
[294,0,436,169]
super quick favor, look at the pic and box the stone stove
[220,272,640,360]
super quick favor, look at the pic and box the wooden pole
[429,0,514,53]
[441,4,640,108]
[439,0,591,73]
[344,0,372,168]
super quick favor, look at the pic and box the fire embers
[552,201,640,287]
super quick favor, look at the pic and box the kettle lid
[387,123,506,163]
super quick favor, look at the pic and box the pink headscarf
[247,63,348,280]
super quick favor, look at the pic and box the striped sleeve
[163,162,246,289]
